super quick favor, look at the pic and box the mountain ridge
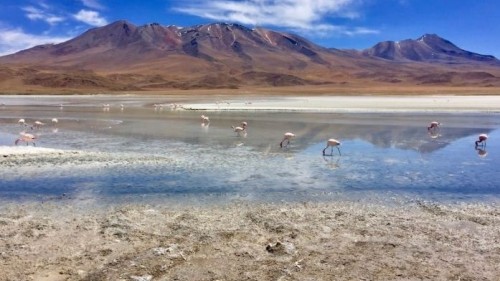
[361,33,498,64]
[0,20,499,92]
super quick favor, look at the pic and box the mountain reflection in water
[0,100,499,203]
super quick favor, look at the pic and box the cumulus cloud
[22,6,65,25]
[73,9,107,26]
[0,27,71,56]
[174,0,378,36]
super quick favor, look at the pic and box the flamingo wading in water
[201,115,210,123]
[280,132,295,148]
[323,138,341,156]
[231,121,247,136]
[31,120,45,130]
[15,132,36,146]
[475,134,488,147]
[427,121,440,131]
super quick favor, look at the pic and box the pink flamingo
[427,121,440,131]
[18,119,27,126]
[280,132,295,148]
[232,125,246,136]
[475,134,488,147]
[323,138,341,156]
[201,115,210,123]
[15,132,37,146]
[231,121,247,136]
[31,120,45,130]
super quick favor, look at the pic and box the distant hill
[361,34,498,64]
[0,21,499,92]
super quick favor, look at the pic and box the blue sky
[0,0,499,57]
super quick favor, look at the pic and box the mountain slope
[0,22,499,92]
[362,34,498,64]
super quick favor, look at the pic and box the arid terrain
[1,21,500,95]
[1,200,499,281]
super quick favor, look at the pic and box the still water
[0,96,499,204]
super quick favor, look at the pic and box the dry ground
[1,201,499,281]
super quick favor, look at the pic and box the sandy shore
[181,95,500,112]
[1,201,499,281]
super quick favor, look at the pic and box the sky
[0,0,499,57]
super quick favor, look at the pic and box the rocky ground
[1,200,499,281]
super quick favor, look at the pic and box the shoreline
[180,95,500,113]
[2,94,500,113]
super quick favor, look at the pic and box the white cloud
[174,0,377,36]
[22,6,65,25]
[81,0,105,10]
[73,10,107,26]
[0,27,71,56]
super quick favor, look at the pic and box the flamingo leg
[322,145,328,155]
[336,146,341,156]
[281,139,289,148]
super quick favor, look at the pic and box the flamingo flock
[13,117,60,146]
[10,109,492,160]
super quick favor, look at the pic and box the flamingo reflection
[476,147,488,158]
[323,155,341,169]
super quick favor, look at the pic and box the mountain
[361,34,498,64]
[0,21,499,92]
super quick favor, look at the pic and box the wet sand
[1,95,500,280]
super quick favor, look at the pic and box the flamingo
[231,125,246,136]
[280,132,295,148]
[18,119,27,126]
[201,115,210,123]
[475,134,488,147]
[231,121,247,136]
[427,121,440,131]
[322,138,341,156]
[52,118,58,124]
[31,120,45,130]
[15,132,36,146]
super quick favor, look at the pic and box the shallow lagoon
[0,96,499,204]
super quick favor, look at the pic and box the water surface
[1,96,499,204]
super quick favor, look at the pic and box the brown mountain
[362,34,499,65]
[0,21,499,93]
